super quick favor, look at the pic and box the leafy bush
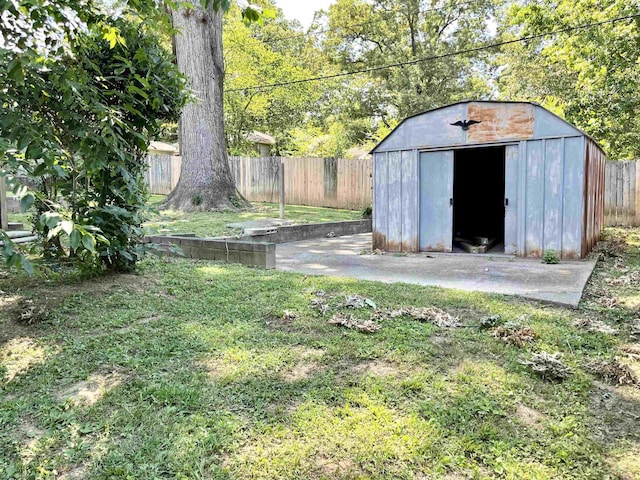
[361,204,372,219]
[542,250,560,264]
[1,6,188,273]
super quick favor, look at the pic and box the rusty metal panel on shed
[466,102,534,143]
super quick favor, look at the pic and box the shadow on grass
[0,257,639,478]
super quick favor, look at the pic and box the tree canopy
[219,0,638,159]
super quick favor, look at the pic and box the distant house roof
[247,131,276,145]
[346,146,372,160]
[148,141,179,155]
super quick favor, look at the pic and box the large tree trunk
[165,5,245,211]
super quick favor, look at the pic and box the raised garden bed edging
[145,219,371,269]
[238,219,372,244]
[145,235,275,269]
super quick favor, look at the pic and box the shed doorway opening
[453,146,505,254]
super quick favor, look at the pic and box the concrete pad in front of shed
[276,233,596,307]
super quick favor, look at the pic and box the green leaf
[7,58,24,84]
[82,234,96,253]
[70,229,81,250]
[20,194,34,212]
[61,220,74,235]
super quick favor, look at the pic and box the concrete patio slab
[276,233,596,307]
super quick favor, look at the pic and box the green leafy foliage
[542,250,561,264]
[498,0,640,159]
[1,2,188,273]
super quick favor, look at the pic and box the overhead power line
[236,0,490,47]
[226,13,640,93]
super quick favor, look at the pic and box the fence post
[279,159,285,219]
[636,161,640,226]
[0,175,8,231]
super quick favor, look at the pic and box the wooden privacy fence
[229,156,373,210]
[145,154,638,224]
[605,161,640,226]
[144,154,181,195]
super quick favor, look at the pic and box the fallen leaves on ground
[328,313,381,333]
[521,352,572,381]
[282,310,297,321]
[587,359,639,387]
[573,318,618,335]
[18,299,49,324]
[339,295,376,310]
[372,306,461,328]
[606,270,640,286]
[491,322,538,347]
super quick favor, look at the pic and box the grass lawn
[1,227,639,479]
[145,195,362,237]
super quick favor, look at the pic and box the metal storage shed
[371,101,605,259]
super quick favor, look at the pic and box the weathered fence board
[605,161,639,226]
[145,154,181,195]
[146,154,638,223]
[228,156,373,210]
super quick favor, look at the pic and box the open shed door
[419,151,453,252]
[504,144,519,254]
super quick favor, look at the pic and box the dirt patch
[352,359,400,377]
[56,370,125,406]
[58,466,88,480]
[316,456,356,476]
[1,337,48,383]
[283,348,325,382]
[589,381,640,443]
[115,314,163,333]
[515,404,546,430]
[16,419,45,463]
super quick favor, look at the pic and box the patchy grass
[6,195,359,236]
[6,211,31,227]
[145,195,361,237]
[1,227,639,479]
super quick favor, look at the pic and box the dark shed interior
[453,146,505,252]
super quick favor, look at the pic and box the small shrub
[542,250,560,264]
[361,204,372,219]
[479,315,502,330]
[192,193,203,206]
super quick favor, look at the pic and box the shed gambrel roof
[371,101,602,153]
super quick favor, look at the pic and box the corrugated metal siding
[522,137,585,259]
[372,101,605,259]
[373,151,419,252]
[419,151,454,252]
[504,145,519,254]
[582,139,606,256]
[561,137,586,259]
